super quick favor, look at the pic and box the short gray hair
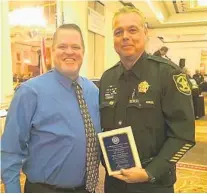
[112,6,146,28]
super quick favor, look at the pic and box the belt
[27,180,87,192]
[39,183,86,192]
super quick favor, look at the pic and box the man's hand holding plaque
[112,167,149,183]
[98,126,142,176]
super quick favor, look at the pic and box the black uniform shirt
[99,52,195,184]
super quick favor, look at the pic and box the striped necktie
[72,81,99,192]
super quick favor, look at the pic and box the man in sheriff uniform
[99,6,195,193]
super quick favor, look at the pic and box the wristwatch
[145,169,156,183]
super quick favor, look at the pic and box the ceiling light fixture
[197,0,207,7]
[145,0,165,23]
[9,7,47,27]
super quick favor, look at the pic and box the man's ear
[144,26,148,36]
[144,27,148,43]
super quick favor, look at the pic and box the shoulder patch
[148,54,178,70]
[173,73,191,95]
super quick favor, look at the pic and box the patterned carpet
[174,93,207,193]
[1,94,207,193]
[175,168,207,193]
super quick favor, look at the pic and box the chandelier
[9,7,47,27]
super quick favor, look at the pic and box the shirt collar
[53,68,83,90]
[117,52,148,79]
[131,51,148,79]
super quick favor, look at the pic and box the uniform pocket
[127,96,156,126]
[100,101,117,130]
[127,97,157,159]
[139,97,156,109]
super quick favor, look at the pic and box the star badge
[138,81,150,93]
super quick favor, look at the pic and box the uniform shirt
[99,52,195,185]
[1,69,101,193]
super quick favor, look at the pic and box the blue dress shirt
[1,69,101,193]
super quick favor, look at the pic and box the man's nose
[123,31,129,40]
[65,47,75,54]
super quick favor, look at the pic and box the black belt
[40,183,86,192]
[27,179,87,192]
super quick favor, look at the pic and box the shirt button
[118,121,122,125]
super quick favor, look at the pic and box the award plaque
[98,126,142,176]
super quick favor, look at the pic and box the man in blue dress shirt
[1,24,101,193]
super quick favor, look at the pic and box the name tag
[146,101,154,104]
[105,93,114,100]
[129,99,139,104]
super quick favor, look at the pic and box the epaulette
[147,54,179,70]
[104,61,121,73]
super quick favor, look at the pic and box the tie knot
[72,81,78,86]
[72,81,80,88]
[72,81,82,92]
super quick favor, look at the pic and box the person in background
[182,67,192,79]
[153,46,169,59]
[1,24,101,193]
[193,69,204,86]
[179,59,185,70]
[99,6,195,193]
[193,69,205,94]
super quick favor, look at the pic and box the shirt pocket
[100,100,117,130]
[137,97,156,109]
[127,96,156,124]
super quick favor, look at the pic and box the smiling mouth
[122,45,133,48]
[64,58,75,63]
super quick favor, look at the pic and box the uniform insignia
[175,154,182,157]
[177,151,185,155]
[104,85,117,100]
[138,81,150,93]
[185,143,193,147]
[146,101,154,104]
[131,89,136,99]
[180,149,187,152]
[182,146,190,149]
[129,99,139,104]
[109,101,114,105]
[173,74,191,95]
[172,157,180,160]
[104,93,114,100]
[170,159,177,163]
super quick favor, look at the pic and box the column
[0,1,13,107]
